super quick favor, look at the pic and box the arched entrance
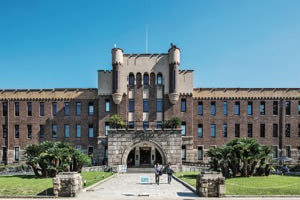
[122,141,166,167]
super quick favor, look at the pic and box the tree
[109,114,125,129]
[25,141,91,178]
[163,117,182,129]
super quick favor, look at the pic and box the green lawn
[0,171,113,196]
[174,172,300,195]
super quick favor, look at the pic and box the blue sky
[0,0,300,89]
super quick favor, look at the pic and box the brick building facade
[0,44,300,168]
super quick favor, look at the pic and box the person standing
[165,162,174,184]
[154,162,162,185]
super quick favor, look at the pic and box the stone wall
[53,172,82,197]
[196,171,225,197]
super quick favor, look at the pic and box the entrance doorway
[140,147,151,166]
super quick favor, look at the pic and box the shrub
[109,114,126,129]
[163,117,182,129]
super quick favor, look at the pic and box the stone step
[126,167,155,173]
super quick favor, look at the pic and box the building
[1,44,300,168]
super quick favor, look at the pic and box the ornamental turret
[168,43,180,104]
[112,47,123,104]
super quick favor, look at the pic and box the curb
[172,175,197,194]
[0,196,57,199]
[82,173,117,192]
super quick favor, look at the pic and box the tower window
[235,124,240,137]
[223,101,227,115]
[129,74,134,86]
[64,124,70,138]
[89,124,94,138]
[76,102,81,116]
[143,74,149,87]
[198,101,203,115]
[27,102,32,116]
[273,124,278,137]
[105,100,110,112]
[260,101,265,115]
[27,124,32,138]
[286,101,291,115]
[40,102,45,116]
[210,124,216,138]
[143,99,149,112]
[260,124,265,137]
[129,99,134,112]
[52,102,57,116]
[181,99,186,112]
[76,124,81,138]
[198,146,203,160]
[223,123,227,137]
[211,101,216,115]
[52,124,58,138]
[15,125,19,138]
[248,124,253,137]
[181,146,186,160]
[181,122,186,136]
[2,102,8,116]
[15,102,19,116]
[248,101,253,115]
[235,102,240,115]
[156,99,163,112]
[40,125,45,138]
[285,124,291,137]
[273,101,278,115]
[89,102,94,115]
[198,124,203,138]
[64,102,70,116]
[157,74,162,85]
[105,122,110,136]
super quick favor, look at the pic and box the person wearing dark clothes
[154,162,162,185]
[164,162,174,184]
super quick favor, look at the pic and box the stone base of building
[53,172,82,197]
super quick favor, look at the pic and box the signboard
[140,175,150,184]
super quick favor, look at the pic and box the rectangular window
[298,147,300,160]
[40,102,45,116]
[210,124,216,138]
[105,146,108,159]
[286,101,291,115]
[89,102,94,115]
[273,101,278,115]
[248,124,253,137]
[143,99,149,112]
[2,125,7,138]
[27,125,32,138]
[40,125,45,138]
[248,101,253,115]
[156,121,162,129]
[260,101,265,115]
[14,147,19,161]
[285,124,291,137]
[128,121,135,129]
[181,122,186,136]
[52,102,57,116]
[181,99,186,112]
[129,99,134,112]
[64,102,70,116]
[156,99,163,112]
[223,123,227,137]
[235,102,240,115]
[76,102,81,116]
[105,100,110,112]
[15,102,19,116]
[273,124,278,137]
[272,146,278,158]
[298,101,300,115]
[198,146,203,160]
[27,102,32,116]
[15,125,19,138]
[181,146,186,160]
[223,101,227,115]
[286,146,291,158]
[143,121,149,130]
[211,101,216,115]
[235,124,240,137]
[198,101,203,115]
[198,124,203,138]
[260,124,265,137]
[76,125,81,138]
[2,101,8,116]
[88,146,94,156]
[2,147,7,162]
[298,124,300,137]
[105,122,110,136]
[52,124,57,138]
[64,125,70,138]
[88,124,94,138]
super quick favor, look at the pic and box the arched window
[150,72,155,85]
[157,73,163,85]
[129,73,134,86]
[143,73,149,86]
[136,73,142,86]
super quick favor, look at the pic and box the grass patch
[174,172,300,195]
[0,171,113,196]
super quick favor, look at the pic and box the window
[156,99,163,112]
[27,125,32,138]
[235,124,240,137]
[14,147,19,161]
[299,124,300,137]
[248,101,253,115]
[52,102,57,116]
[40,125,45,138]
[2,101,8,116]
[76,102,81,116]
[2,147,7,162]
[156,121,162,129]
[273,124,278,137]
[2,125,7,138]
[27,102,32,116]
[15,125,19,138]
[64,125,70,138]
[15,102,19,116]
[210,124,216,138]
[260,124,265,137]
[286,146,291,158]
[143,74,149,87]
[129,99,134,112]
[248,124,253,137]
[75,145,82,150]
[260,101,265,115]
[181,122,186,136]
[181,146,186,160]
[40,102,45,116]
[105,100,110,112]
[298,147,300,160]
[105,146,108,159]
[198,146,203,160]
[223,123,227,137]
[129,74,134,86]
[89,102,94,115]
[211,101,216,115]
[198,101,203,115]
[143,99,149,112]
[88,146,94,156]
[143,121,149,130]
[105,122,110,136]
[128,121,134,129]
[286,101,291,115]
[298,101,300,115]
[235,102,240,115]
[198,124,203,138]
[223,101,227,115]
[272,146,278,158]
[181,99,186,112]
[52,124,57,138]
[76,125,81,138]
[273,101,278,115]
[285,124,291,137]
[157,74,162,85]
[64,102,70,116]
[88,124,94,138]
